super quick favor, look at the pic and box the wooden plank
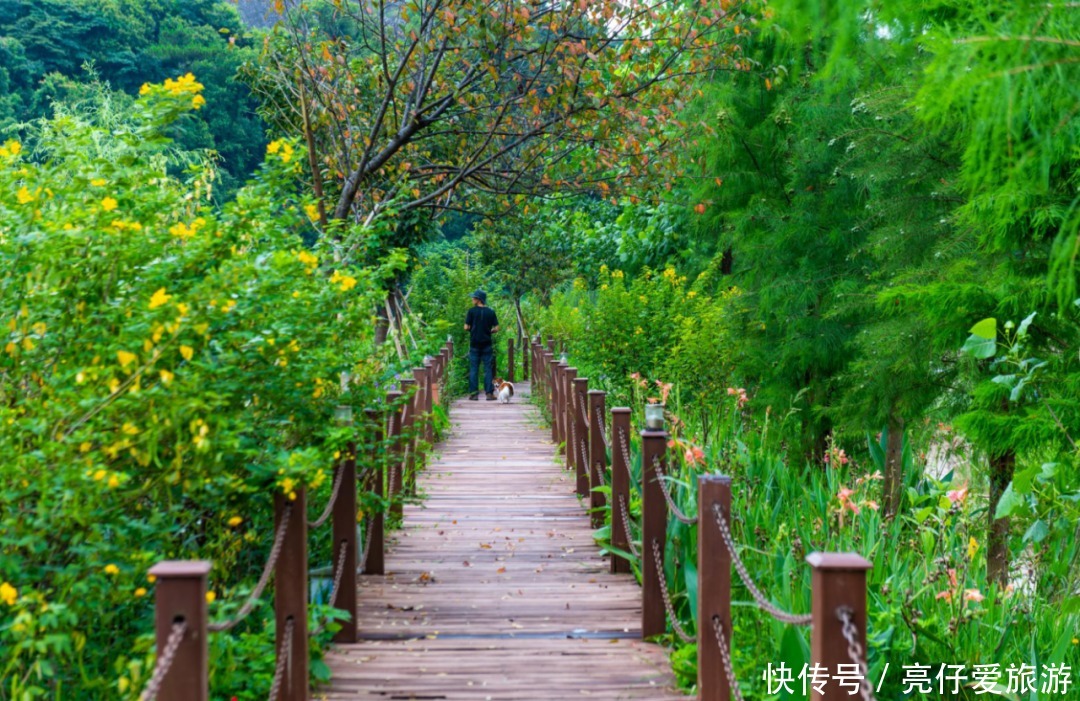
[322,383,686,700]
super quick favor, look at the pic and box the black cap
[470,289,487,303]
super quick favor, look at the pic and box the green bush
[0,79,392,698]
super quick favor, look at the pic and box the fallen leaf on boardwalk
[479,543,492,549]
[462,560,471,567]
[496,567,506,573]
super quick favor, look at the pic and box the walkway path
[322,383,686,700]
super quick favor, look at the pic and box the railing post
[414,365,430,448]
[698,475,732,701]
[610,408,632,574]
[641,422,668,638]
[508,338,515,382]
[424,357,436,443]
[552,359,565,446]
[363,409,385,575]
[563,367,578,463]
[522,338,529,382]
[148,560,210,701]
[386,390,405,519]
[572,376,589,498]
[808,552,872,701]
[400,378,418,496]
[275,488,308,701]
[588,390,607,529]
[541,350,552,405]
[428,354,440,410]
[331,408,358,643]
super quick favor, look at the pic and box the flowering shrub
[0,81,394,697]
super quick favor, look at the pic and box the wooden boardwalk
[322,383,686,700]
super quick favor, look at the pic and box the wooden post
[508,338,515,382]
[552,360,566,446]
[641,427,668,638]
[588,390,607,529]
[148,560,210,701]
[429,354,441,409]
[563,367,578,462]
[522,339,529,382]
[363,409,385,575]
[387,390,405,519]
[275,489,308,701]
[610,408,632,574]
[413,365,430,447]
[808,552,872,697]
[698,475,732,701]
[572,376,589,498]
[331,409,358,643]
[400,378,418,496]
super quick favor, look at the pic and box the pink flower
[946,485,969,506]
[864,500,879,511]
[655,380,673,404]
[837,487,860,515]
[684,446,705,466]
[726,387,737,396]
[963,589,984,603]
[947,568,958,588]
[936,590,952,602]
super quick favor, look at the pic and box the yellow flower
[160,369,174,384]
[93,469,107,481]
[304,203,320,222]
[205,591,216,604]
[0,140,20,158]
[107,474,120,489]
[192,94,206,110]
[91,178,106,187]
[21,337,34,351]
[149,287,172,310]
[169,222,194,239]
[80,441,92,452]
[967,536,978,560]
[147,574,157,584]
[134,587,147,597]
[180,345,194,361]
[117,350,137,368]
[267,140,281,154]
[227,516,243,527]
[122,422,139,435]
[0,582,17,606]
[139,83,151,96]
[104,564,120,576]
[177,302,189,316]
[17,187,34,204]
[101,197,118,212]
[296,249,318,271]
[330,270,358,292]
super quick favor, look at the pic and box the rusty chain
[593,461,607,488]
[209,503,293,632]
[311,540,350,637]
[653,456,697,525]
[711,615,747,701]
[650,538,696,643]
[358,516,375,571]
[267,617,294,701]
[138,620,187,701]
[616,493,641,558]
[308,461,346,529]
[710,503,812,626]
[839,607,875,701]
[617,427,633,482]
[595,413,611,451]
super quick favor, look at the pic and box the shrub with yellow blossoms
[0,77,401,699]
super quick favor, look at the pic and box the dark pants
[468,345,495,395]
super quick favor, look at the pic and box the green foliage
[0,0,267,196]
[0,80,394,699]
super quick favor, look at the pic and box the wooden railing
[530,336,876,701]
[138,341,453,701]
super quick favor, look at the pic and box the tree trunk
[987,449,1015,587]
[720,246,733,275]
[374,293,390,346]
[882,415,905,518]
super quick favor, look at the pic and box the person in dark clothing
[464,289,499,400]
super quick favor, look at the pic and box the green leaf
[915,506,934,524]
[1016,312,1036,337]
[1022,519,1048,544]
[961,333,997,359]
[994,483,1022,519]
[970,317,997,339]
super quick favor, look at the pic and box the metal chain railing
[650,538,696,643]
[579,438,590,477]
[839,607,876,701]
[358,516,375,571]
[593,461,607,488]
[266,617,294,701]
[711,615,746,701]
[138,620,187,701]
[653,456,697,525]
[311,540,350,637]
[596,414,611,450]
[208,504,292,633]
[308,462,346,528]
[617,493,641,558]
[711,503,812,626]
[617,427,633,479]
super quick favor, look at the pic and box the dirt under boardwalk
[321,383,686,700]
